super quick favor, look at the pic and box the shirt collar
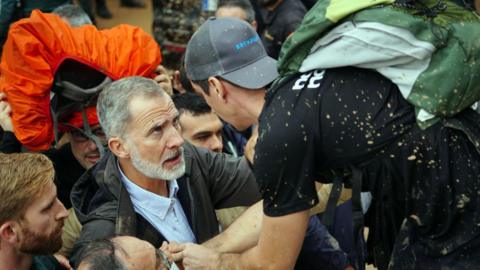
[117,161,179,219]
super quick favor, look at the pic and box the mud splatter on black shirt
[255,67,480,269]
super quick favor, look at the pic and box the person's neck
[118,160,169,197]
[241,89,266,126]
[0,246,33,270]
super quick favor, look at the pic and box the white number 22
[292,70,325,91]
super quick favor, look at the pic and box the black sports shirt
[254,67,415,217]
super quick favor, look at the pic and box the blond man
[0,153,69,270]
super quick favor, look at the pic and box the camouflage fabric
[276,0,480,130]
[152,0,216,69]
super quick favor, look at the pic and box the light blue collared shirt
[118,163,196,243]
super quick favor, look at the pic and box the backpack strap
[321,177,343,230]
[351,165,366,270]
[80,106,106,157]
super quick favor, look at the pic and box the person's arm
[171,75,324,268]
[171,210,310,270]
[204,200,263,253]
[222,210,309,270]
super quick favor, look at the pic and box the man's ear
[251,20,258,32]
[173,70,186,94]
[208,77,227,102]
[0,222,20,245]
[108,137,129,159]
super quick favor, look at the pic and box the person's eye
[173,118,180,128]
[196,135,209,141]
[94,129,106,137]
[41,202,54,213]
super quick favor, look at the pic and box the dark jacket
[260,0,306,59]
[31,255,62,270]
[70,142,260,265]
[0,0,68,53]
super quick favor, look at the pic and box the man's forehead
[28,180,55,210]
[128,95,177,124]
[180,112,222,131]
[128,94,169,111]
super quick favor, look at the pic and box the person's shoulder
[71,152,118,222]
[279,0,307,18]
[266,70,328,98]
[324,67,398,93]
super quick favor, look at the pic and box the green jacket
[276,0,480,129]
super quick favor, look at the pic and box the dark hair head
[178,54,196,93]
[189,79,210,95]
[217,0,256,23]
[172,92,212,116]
[76,238,128,270]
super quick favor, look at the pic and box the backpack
[276,0,480,129]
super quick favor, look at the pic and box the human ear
[209,77,227,101]
[108,137,130,159]
[0,222,19,245]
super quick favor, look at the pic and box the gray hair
[217,0,256,23]
[52,4,93,27]
[77,238,128,270]
[97,76,166,139]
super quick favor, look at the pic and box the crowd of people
[1,1,480,270]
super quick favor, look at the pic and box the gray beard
[129,144,186,181]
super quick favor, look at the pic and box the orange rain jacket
[0,10,161,150]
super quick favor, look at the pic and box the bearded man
[69,76,260,266]
[0,153,69,270]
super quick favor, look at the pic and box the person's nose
[86,138,98,151]
[209,135,223,153]
[55,199,69,221]
[166,126,184,149]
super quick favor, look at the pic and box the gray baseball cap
[185,17,278,89]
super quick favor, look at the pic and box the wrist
[203,237,223,252]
